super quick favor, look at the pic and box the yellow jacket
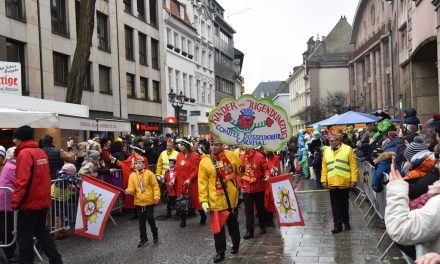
[321,143,358,188]
[198,150,241,211]
[155,150,179,176]
[126,169,160,206]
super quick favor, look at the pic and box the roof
[163,0,192,28]
[252,81,288,99]
[308,16,354,65]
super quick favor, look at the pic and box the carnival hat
[208,133,222,144]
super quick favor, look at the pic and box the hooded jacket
[404,152,436,181]
[12,140,52,211]
[404,108,420,126]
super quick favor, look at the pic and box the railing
[0,187,17,262]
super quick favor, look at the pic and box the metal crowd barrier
[0,187,17,263]
[354,160,424,263]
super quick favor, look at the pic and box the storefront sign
[209,94,293,151]
[135,123,160,131]
[0,61,21,95]
[59,116,131,132]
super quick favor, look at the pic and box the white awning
[58,115,131,132]
[0,108,59,128]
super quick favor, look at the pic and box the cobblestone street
[53,175,407,264]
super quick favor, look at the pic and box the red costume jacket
[175,151,202,210]
[164,168,177,197]
[265,155,281,213]
[12,140,52,211]
[240,150,270,193]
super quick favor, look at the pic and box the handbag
[175,186,191,213]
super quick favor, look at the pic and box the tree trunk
[65,0,96,104]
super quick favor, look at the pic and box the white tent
[0,107,59,128]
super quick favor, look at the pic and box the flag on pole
[269,174,304,227]
[74,174,121,240]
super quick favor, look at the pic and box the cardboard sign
[269,174,304,227]
[209,94,292,151]
[0,61,21,95]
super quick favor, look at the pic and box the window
[190,111,201,116]
[195,46,199,62]
[202,50,206,66]
[99,65,111,93]
[152,80,160,102]
[82,62,93,91]
[125,26,134,61]
[6,0,25,21]
[219,30,230,44]
[137,0,145,20]
[201,83,206,103]
[365,55,371,77]
[165,0,170,9]
[207,25,211,39]
[384,39,390,66]
[123,0,132,14]
[179,6,185,20]
[196,80,201,101]
[215,50,220,63]
[139,33,147,65]
[126,73,135,97]
[53,52,69,86]
[149,0,158,28]
[151,38,159,69]
[189,75,193,98]
[168,67,173,90]
[51,0,69,36]
[183,73,187,96]
[140,77,148,100]
[208,84,213,104]
[201,20,205,36]
[208,53,212,69]
[181,37,186,53]
[97,12,110,52]
[6,39,27,94]
[166,28,172,45]
[174,32,179,48]
[216,77,234,95]
[175,70,180,92]
[188,41,192,55]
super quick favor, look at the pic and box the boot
[213,253,225,263]
[199,210,207,225]
[243,230,254,240]
[180,213,186,228]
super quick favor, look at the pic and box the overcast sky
[217,0,360,94]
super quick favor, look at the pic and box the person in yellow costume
[321,133,358,234]
[198,134,241,263]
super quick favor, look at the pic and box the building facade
[349,0,394,114]
[288,65,308,133]
[393,0,438,121]
[0,0,166,136]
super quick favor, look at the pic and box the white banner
[0,61,21,95]
[74,175,120,240]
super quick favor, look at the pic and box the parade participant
[321,133,358,233]
[155,139,179,201]
[100,137,112,168]
[264,149,281,227]
[198,134,241,263]
[112,145,149,219]
[240,147,270,239]
[164,158,178,218]
[11,125,63,264]
[125,158,160,247]
[233,144,245,157]
[175,139,205,227]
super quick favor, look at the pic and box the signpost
[0,61,21,95]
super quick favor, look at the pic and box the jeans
[329,188,350,229]
[372,160,391,193]
[17,209,63,264]
[138,205,158,241]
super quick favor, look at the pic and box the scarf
[212,151,235,195]
[242,149,257,183]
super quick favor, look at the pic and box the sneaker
[137,239,148,248]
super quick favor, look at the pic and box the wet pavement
[51,174,407,264]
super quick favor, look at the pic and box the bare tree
[65,0,96,104]
[321,91,350,116]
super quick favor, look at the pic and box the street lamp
[168,89,185,137]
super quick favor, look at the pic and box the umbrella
[308,111,400,128]
[0,107,58,128]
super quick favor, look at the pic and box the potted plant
[182,51,187,56]
[188,54,193,59]
[174,47,181,53]
[184,96,189,102]
[167,43,174,49]
[189,98,196,103]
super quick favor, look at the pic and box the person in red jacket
[164,158,178,218]
[240,147,270,239]
[175,139,205,227]
[264,150,281,227]
[11,125,63,264]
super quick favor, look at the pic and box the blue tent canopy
[308,111,400,128]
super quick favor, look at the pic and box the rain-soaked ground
[49,173,407,264]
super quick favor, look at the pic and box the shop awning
[0,108,59,128]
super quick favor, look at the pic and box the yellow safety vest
[161,150,178,174]
[324,144,351,179]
